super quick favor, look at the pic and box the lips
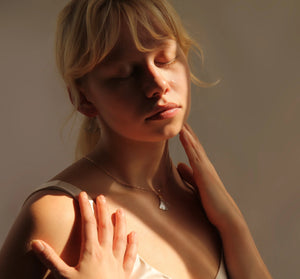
[146,103,181,121]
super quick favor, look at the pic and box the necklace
[83,156,170,211]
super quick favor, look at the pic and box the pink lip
[146,103,181,121]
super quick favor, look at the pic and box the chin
[165,125,182,139]
[151,121,183,142]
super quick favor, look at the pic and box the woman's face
[80,25,191,143]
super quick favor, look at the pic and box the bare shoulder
[0,189,81,278]
[24,189,80,238]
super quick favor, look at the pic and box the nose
[144,64,170,99]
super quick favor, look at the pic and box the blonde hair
[56,0,210,160]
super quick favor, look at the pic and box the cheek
[170,65,191,98]
[173,65,191,120]
[94,90,141,128]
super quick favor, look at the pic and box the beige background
[0,0,299,278]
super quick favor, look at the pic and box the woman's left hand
[178,123,273,279]
[177,123,245,232]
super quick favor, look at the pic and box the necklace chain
[83,156,170,211]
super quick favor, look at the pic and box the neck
[88,132,173,190]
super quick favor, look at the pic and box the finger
[180,126,223,184]
[113,208,127,259]
[179,125,208,168]
[182,123,206,156]
[123,232,138,275]
[78,192,98,251]
[183,123,205,149]
[31,240,73,278]
[183,122,196,137]
[177,162,195,185]
[96,195,113,247]
[179,127,201,167]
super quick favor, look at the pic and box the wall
[0,1,299,278]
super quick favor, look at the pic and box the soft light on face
[80,24,191,143]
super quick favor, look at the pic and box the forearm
[219,218,272,279]
[178,126,272,278]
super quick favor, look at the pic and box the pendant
[154,186,168,211]
[158,196,168,211]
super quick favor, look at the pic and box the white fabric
[131,254,228,279]
[30,180,229,279]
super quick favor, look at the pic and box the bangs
[120,0,177,52]
[88,0,183,67]
[58,0,199,89]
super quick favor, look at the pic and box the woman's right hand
[31,192,138,279]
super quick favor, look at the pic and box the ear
[67,87,98,117]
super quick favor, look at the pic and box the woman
[0,0,272,278]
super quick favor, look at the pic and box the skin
[0,22,272,279]
[31,193,137,279]
[178,124,273,278]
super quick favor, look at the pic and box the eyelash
[155,56,178,68]
[112,56,178,81]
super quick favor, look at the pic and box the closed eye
[155,56,178,68]
[112,66,135,80]
[114,73,132,80]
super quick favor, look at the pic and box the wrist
[217,213,249,238]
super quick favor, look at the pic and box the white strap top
[29,180,229,279]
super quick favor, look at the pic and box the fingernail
[117,208,124,216]
[31,240,44,252]
[131,232,137,243]
[99,195,106,203]
[180,128,187,139]
[82,191,88,199]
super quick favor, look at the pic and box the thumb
[177,162,196,186]
[31,240,73,278]
[177,162,200,197]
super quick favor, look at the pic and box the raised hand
[31,192,137,279]
[178,123,273,278]
[178,123,244,233]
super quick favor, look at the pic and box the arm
[0,190,81,278]
[178,123,272,279]
[0,190,137,279]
